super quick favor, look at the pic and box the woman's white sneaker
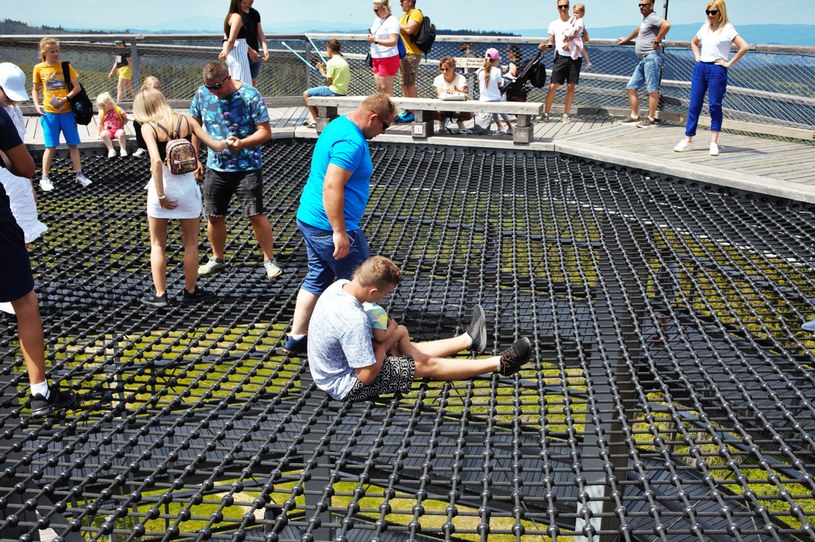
[673,139,692,152]
[709,142,720,156]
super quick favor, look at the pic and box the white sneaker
[709,142,720,156]
[39,175,54,192]
[132,148,146,157]
[673,139,692,152]
[120,148,128,157]
[0,302,15,315]
[562,114,570,124]
[75,172,92,187]
[264,258,282,280]
[198,257,226,277]
[457,119,465,132]
[107,148,117,159]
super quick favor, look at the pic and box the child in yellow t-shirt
[108,40,135,102]
[31,37,92,191]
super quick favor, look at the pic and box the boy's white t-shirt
[478,66,504,101]
[697,22,739,62]
[434,72,467,95]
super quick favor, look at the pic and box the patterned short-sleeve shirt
[189,83,270,172]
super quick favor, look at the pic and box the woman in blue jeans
[673,0,748,156]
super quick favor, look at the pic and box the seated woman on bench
[433,56,473,134]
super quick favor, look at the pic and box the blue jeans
[685,61,728,137]
[297,218,370,295]
[626,52,663,94]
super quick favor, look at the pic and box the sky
[4,0,815,33]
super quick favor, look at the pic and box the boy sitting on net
[364,300,410,355]
[307,255,533,402]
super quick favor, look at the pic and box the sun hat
[0,63,29,102]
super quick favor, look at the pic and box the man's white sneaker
[39,175,54,192]
[107,148,117,159]
[673,139,692,152]
[709,142,720,156]
[120,148,129,157]
[264,258,282,280]
[75,172,92,187]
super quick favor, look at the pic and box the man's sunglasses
[205,75,230,90]
[557,5,570,9]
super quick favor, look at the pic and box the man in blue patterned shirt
[190,62,282,281]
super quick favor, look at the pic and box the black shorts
[0,220,34,302]
[550,54,582,86]
[203,169,265,217]
[345,355,416,402]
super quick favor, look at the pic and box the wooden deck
[22,105,815,204]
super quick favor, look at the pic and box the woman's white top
[370,15,400,58]
[696,22,739,62]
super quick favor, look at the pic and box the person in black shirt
[0,106,76,417]
[242,0,269,86]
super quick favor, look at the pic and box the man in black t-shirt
[0,107,76,417]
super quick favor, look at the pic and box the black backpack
[61,61,94,125]
[413,12,436,54]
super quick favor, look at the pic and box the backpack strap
[175,115,189,139]
[61,61,74,93]
[152,121,172,139]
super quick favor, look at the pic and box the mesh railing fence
[2,34,814,130]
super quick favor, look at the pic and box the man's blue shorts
[297,218,370,295]
[41,111,81,148]
[306,86,340,98]
[626,52,663,94]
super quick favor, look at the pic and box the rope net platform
[2,140,815,541]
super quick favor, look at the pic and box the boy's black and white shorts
[345,355,415,402]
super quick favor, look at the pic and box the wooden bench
[308,96,544,145]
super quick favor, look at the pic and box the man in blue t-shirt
[0,107,75,417]
[190,61,282,281]
[283,93,396,355]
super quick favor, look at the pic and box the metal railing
[2,33,814,134]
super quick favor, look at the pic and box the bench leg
[316,106,338,133]
[411,110,434,139]
[513,115,532,145]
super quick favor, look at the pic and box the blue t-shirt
[189,83,269,172]
[296,116,373,232]
[308,280,376,400]
[0,107,23,224]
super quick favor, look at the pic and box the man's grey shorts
[203,169,264,217]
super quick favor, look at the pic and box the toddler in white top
[562,3,592,70]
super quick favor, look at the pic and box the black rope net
[2,140,815,541]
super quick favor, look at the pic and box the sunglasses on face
[373,113,390,130]
[706,9,719,15]
[638,3,652,7]
[205,75,230,90]
[557,4,569,9]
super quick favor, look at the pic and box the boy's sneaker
[498,337,532,376]
[120,149,129,157]
[282,334,307,355]
[181,287,212,305]
[264,258,282,280]
[142,292,169,307]
[39,175,54,192]
[198,257,226,277]
[30,385,77,418]
[465,304,487,354]
[619,115,640,125]
[132,148,146,157]
[107,148,117,159]
[636,118,657,128]
[75,172,92,187]
[562,114,570,124]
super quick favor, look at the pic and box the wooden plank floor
[21,105,815,203]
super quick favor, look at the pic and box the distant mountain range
[3,18,813,47]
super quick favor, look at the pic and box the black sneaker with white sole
[465,304,487,354]
[30,385,77,417]
[498,337,532,376]
[142,292,169,307]
[182,287,213,305]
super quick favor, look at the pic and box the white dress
[145,164,203,219]
[226,38,252,83]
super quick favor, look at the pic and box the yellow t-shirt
[399,9,424,56]
[33,62,77,114]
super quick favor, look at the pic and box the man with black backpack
[394,0,424,124]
